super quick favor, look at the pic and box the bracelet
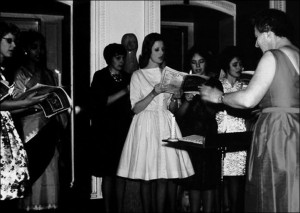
[218,93,225,103]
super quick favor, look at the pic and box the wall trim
[269,0,286,12]
[144,1,161,35]
[161,0,236,45]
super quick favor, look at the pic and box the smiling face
[190,53,206,75]
[149,40,165,67]
[227,57,243,78]
[0,33,17,61]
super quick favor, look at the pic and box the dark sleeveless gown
[245,49,299,212]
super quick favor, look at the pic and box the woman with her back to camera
[200,9,299,212]
[117,32,194,213]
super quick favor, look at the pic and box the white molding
[57,0,73,7]
[90,176,102,199]
[269,0,286,12]
[0,12,64,22]
[144,1,161,35]
[161,0,236,16]
[161,0,236,45]
[90,1,108,81]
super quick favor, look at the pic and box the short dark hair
[139,33,164,69]
[0,21,20,39]
[19,30,46,50]
[252,8,294,40]
[103,43,126,65]
[218,46,244,72]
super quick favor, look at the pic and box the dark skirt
[179,147,221,190]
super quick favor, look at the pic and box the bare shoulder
[279,45,299,74]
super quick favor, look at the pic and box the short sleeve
[130,71,141,108]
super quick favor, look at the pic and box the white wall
[90,1,160,198]
[90,1,160,82]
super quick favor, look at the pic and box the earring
[24,52,28,55]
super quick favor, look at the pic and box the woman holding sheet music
[117,33,194,213]
[11,30,68,211]
[0,22,48,210]
[175,46,223,213]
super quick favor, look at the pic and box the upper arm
[130,72,141,108]
[242,51,276,107]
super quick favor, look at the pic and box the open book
[15,83,72,118]
[160,66,187,94]
[181,74,209,94]
[160,66,209,95]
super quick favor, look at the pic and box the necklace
[110,71,123,82]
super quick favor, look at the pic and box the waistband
[261,107,300,113]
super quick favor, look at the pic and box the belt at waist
[261,107,300,113]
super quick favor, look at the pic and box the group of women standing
[0,22,68,211]
[90,8,299,213]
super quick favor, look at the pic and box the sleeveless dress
[245,49,299,212]
[117,68,194,180]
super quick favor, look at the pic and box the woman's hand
[152,83,167,96]
[199,85,223,104]
[23,92,49,107]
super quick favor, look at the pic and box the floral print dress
[1,111,29,200]
[216,78,247,176]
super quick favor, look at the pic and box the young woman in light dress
[117,33,194,213]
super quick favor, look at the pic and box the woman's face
[27,40,45,63]
[227,57,243,78]
[110,54,125,71]
[149,40,165,66]
[0,33,17,59]
[190,53,206,75]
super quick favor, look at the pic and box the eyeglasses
[2,37,16,44]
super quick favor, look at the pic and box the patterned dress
[117,68,194,180]
[1,73,29,200]
[216,78,247,176]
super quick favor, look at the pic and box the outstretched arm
[200,51,275,109]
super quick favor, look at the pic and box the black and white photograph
[1,1,299,213]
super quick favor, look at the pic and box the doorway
[161,1,236,73]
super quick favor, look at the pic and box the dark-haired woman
[12,30,68,211]
[90,43,133,213]
[117,33,194,213]
[0,22,48,211]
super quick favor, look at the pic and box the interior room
[1,0,299,212]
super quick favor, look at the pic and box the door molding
[161,0,236,45]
